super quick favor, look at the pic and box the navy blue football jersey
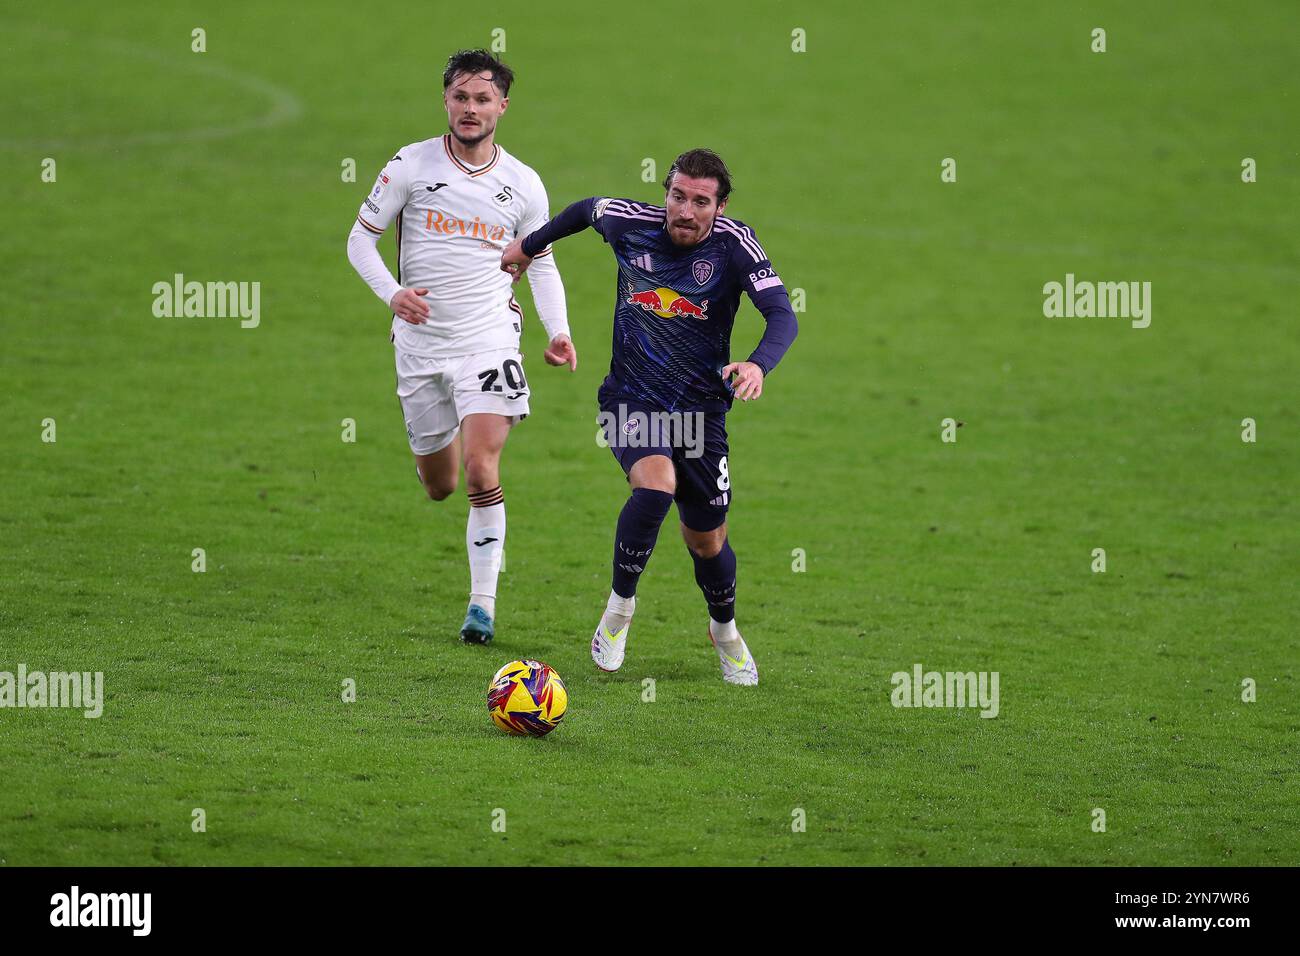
[589,198,786,412]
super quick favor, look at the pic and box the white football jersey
[356,136,554,358]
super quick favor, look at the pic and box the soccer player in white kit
[346,50,577,644]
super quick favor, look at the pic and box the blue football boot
[459,604,495,645]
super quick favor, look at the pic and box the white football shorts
[394,347,531,455]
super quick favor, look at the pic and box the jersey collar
[443,135,500,177]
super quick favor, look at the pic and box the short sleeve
[355,150,411,237]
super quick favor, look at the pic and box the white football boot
[709,626,758,686]
[591,596,634,672]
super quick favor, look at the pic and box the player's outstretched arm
[500,197,601,281]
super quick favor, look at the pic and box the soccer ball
[487,660,568,737]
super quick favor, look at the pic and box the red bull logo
[628,289,664,311]
[625,286,709,321]
[667,295,707,318]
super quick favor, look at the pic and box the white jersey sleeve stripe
[718,219,766,261]
[716,218,765,258]
[606,200,665,217]
[604,207,665,222]
[716,220,765,263]
[605,213,664,223]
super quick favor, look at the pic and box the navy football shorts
[598,398,732,532]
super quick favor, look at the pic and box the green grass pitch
[1,0,1296,866]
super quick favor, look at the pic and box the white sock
[467,496,505,618]
[709,617,742,656]
[604,590,635,631]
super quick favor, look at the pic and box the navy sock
[691,538,737,623]
[611,488,673,598]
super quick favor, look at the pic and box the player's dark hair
[663,148,732,203]
[442,49,514,98]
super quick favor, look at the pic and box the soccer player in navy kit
[500,149,797,685]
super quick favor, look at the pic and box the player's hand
[500,238,533,285]
[544,333,578,371]
[722,361,764,401]
[390,287,430,325]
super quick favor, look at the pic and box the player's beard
[669,214,716,247]
[450,119,493,148]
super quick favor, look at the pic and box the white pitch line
[0,28,303,150]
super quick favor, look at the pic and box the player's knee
[417,464,457,501]
[693,539,724,559]
[463,452,499,493]
[423,476,457,501]
[684,526,726,559]
[630,457,676,495]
